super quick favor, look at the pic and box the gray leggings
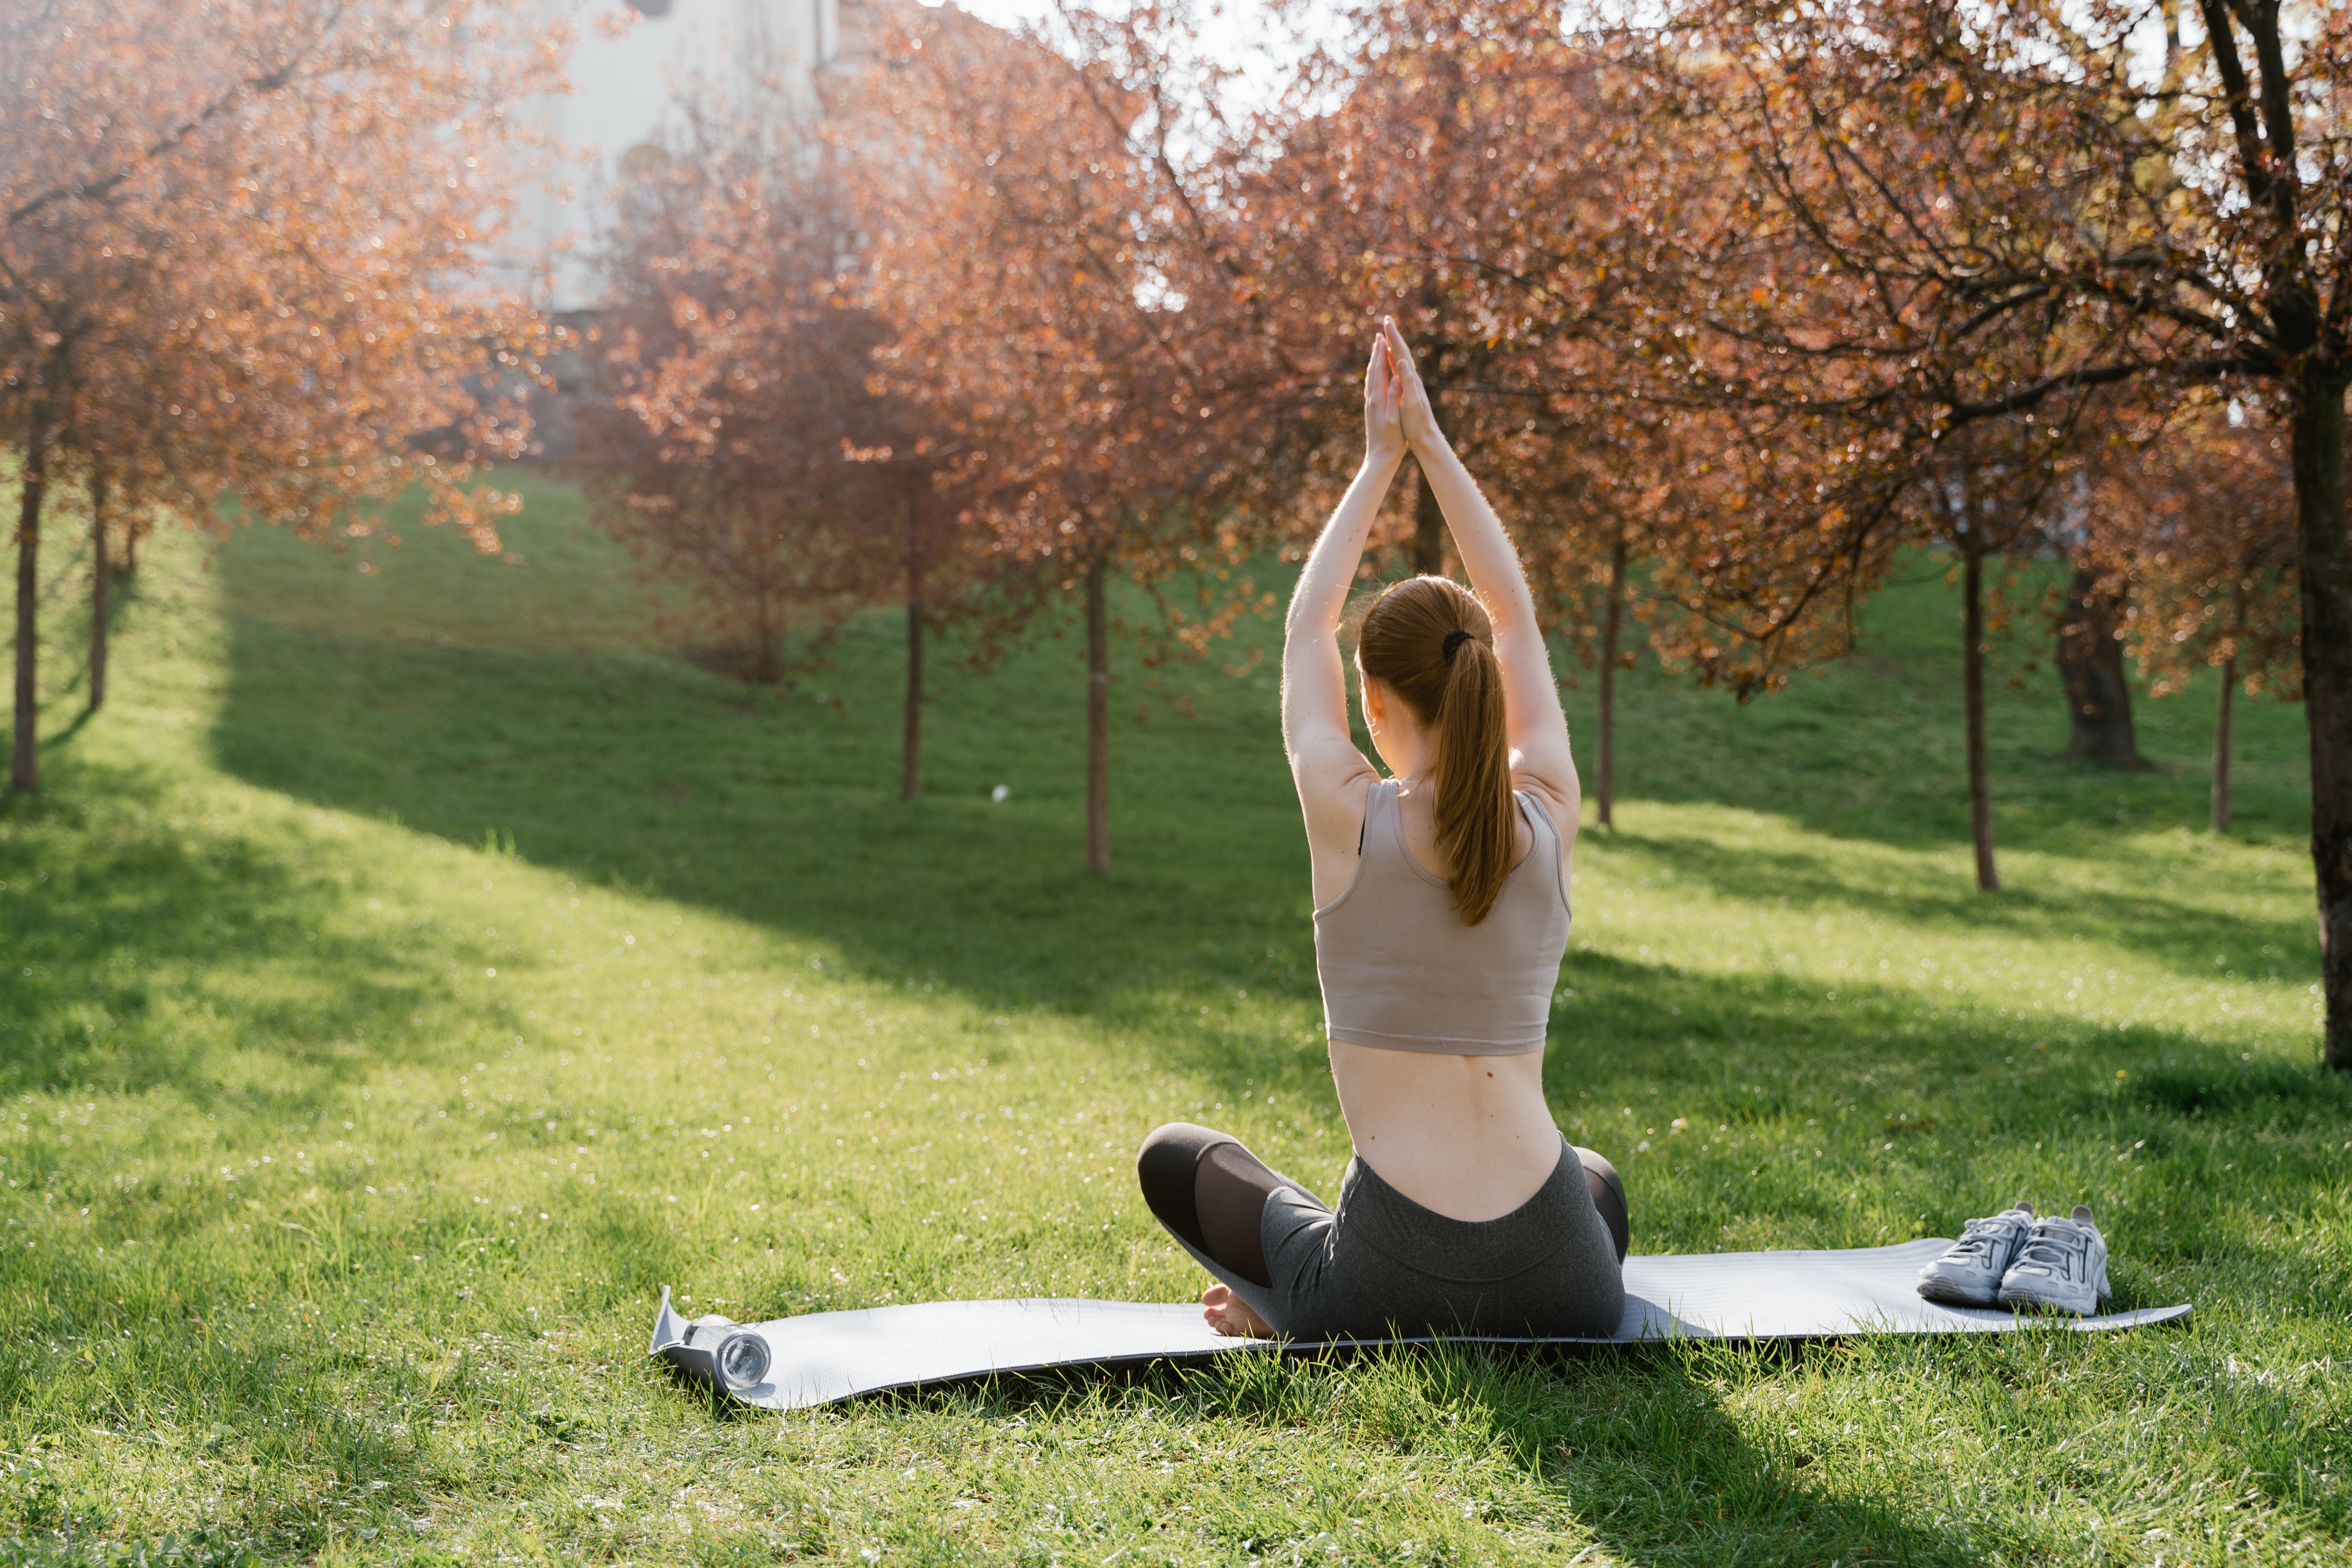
[1136,1123,1628,1341]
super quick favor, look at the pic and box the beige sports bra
[1312,778,1571,1056]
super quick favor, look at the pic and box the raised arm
[1385,320,1580,827]
[1283,330,1404,893]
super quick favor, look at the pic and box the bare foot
[1201,1283,1274,1338]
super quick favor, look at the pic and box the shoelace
[1949,1215,2026,1260]
[2011,1225,2089,1279]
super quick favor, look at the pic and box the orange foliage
[2082,405,2300,702]
[577,99,952,684]
[846,0,1287,865]
[4,0,565,788]
[1,0,564,547]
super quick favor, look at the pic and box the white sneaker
[1917,1202,2036,1306]
[1997,1205,2112,1316]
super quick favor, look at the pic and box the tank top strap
[1513,789,1570,911]
[1360,776,1402,857]
[1514,787,1558,847]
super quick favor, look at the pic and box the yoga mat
[650,1238,2191,1412]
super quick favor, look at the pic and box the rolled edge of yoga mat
[650,1284,777,1394]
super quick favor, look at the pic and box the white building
[514,0,844,311]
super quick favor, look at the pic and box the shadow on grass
[208,615,1312,1019]
[1484,1343,1995,1568]
[204,606,2313,1032]
[2125,1054,2352,1118]
[1584,566,2316,860]
[0,754,458,1114]
[1606,824,2319,978]
[0,1161,698,1557]
[1515,946,2347,1269]
[950,1343,2002,1567]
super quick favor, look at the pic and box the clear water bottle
[652,1290,772,1391]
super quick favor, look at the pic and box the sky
[919,0,1321,120]
[930,0,1286,57]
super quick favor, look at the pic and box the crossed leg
[1136,1122,1304,1336]
[1138,1122,1633,1336]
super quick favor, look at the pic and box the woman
[1134,319,1628,1341]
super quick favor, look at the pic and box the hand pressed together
[1363,317,1407,468]
[1382,317,1443,455]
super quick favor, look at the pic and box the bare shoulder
[1302,765,1378,907]
[1302,759,1378,844]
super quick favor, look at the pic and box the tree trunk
[2057,566,2142,765]
[2212,654,2235,835]
[1411,459,1445,578]
[1963,544,1998,891]
[89,469,108,713]
[748,588,783,685]
[1596,530,1626,829]
[900,488,923,802]
[12,409,48,795]
[1085,557,1110,872]
[2289,372,2352,1072]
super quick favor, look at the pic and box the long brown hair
[1356,575,1514,925]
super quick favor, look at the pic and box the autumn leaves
[2,0,562,789]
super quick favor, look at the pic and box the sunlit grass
[0,481,2344,1564]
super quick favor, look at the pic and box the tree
[587,131,882,682]
[1929,430,2061,891]
[1501,411,1690,831]
[2,0,561,792]
[2084,402,2300,830]
[577,67,991,796]
[2054,557,2144,768]
[852,0,1283,870]
[1599,0,2352,1065]
[863,460,972,803]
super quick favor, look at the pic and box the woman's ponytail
[1433,630,1514,924]
[1356,575,1516,925]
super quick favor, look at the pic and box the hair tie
[1442,628,1474,664]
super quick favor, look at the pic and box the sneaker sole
[1917,1277,2001,1308]
[1996,1286,2100,1315]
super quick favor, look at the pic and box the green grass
[2,473,2347,1566]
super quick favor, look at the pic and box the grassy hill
[0,474,2345,1565]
